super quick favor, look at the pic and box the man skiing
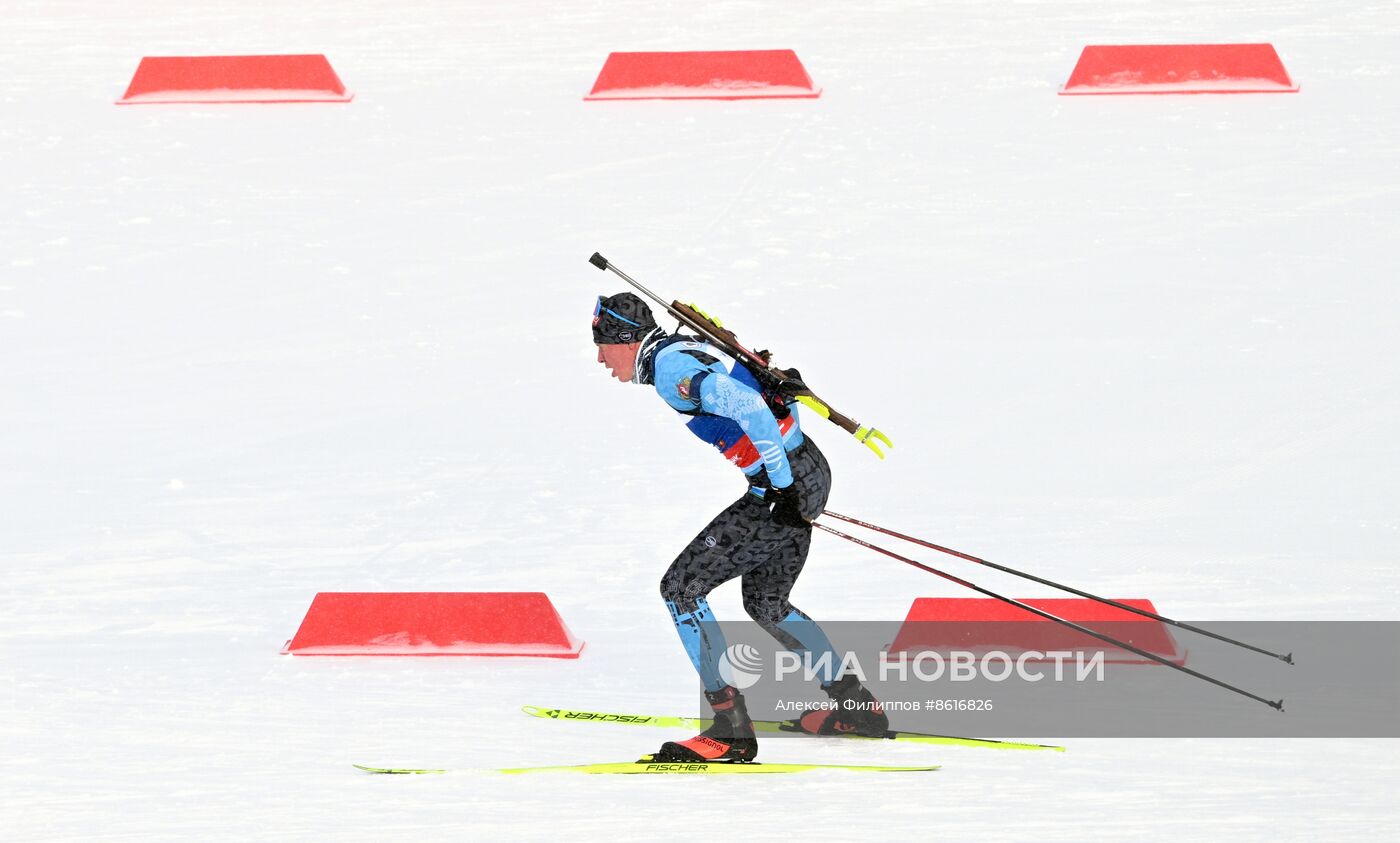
[592,291,888,762]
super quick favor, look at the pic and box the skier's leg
[655,495,767,762]
[747,438,889,736]
[746,558,888,736]
[659,496,763,690]
[741,436,838,674]
[739,526,842,683]
[664,597,726,693]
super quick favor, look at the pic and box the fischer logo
[718,643,765,689]
[563,712,656,724]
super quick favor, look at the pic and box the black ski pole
[812,520,1286,711]
[823,510,1294,665]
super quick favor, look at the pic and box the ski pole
[812,521,1286,711]
[823,510,1294,665]
[588,251,892,458]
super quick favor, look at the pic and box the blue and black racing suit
[635,329,842,693]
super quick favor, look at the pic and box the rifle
[589,252,892,458]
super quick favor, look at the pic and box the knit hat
[592,292,657,344]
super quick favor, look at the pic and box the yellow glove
[687,302,723,329]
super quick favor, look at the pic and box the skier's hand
[767,484,809,528]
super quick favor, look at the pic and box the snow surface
[117,89,355,104]
[584,84,821,100]
[4,0,1399,840]
[1060,78,1299,94]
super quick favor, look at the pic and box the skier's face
[596,342,640,382]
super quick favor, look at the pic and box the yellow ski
[499,756,938,775]
[355,758,937,776]
[521,705,1064,752]
[353,764,445,775]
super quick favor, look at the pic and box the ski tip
[354,763,446,775]
[890,732,1065,752]
[983,738,1065,752]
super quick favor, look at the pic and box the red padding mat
[282,592,584,657]
[1060,44,1298,95]
[888,597,1184,665]
[117,54,353,104]
[585,50,820,100]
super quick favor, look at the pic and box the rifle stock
[669,302,860,435]
[667,302,767,367]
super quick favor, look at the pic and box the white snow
[585,84,821,100]
[117,89,354,104]
[3,1,1398,841]
[1061,78,1299,93]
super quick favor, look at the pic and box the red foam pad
[117,54,352,104]
[585,50,820,100]
[888,597,1183,665]
[282,592,584,657]
[1060,44,1298,95]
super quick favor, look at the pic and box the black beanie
[592,292,657,344]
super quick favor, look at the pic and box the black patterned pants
[659,438,832,639]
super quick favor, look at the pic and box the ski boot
[793,674,890,737]
[654,685,758,762]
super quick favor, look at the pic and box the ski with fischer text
[355,759,938,775]
[521,705,1064,751]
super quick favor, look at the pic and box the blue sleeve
[697,373,794,488]
[653,349,709,413]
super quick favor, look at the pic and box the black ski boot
[793,674,890,737]
[654,685,758,762]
